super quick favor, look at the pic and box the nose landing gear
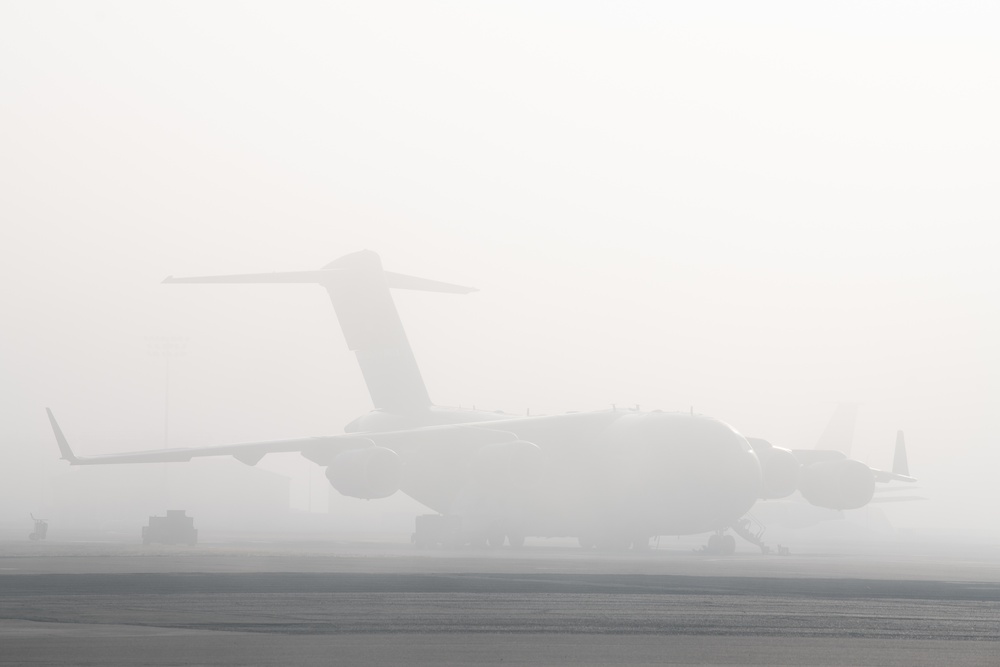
[701,513,788,556]
[730,512,788,555]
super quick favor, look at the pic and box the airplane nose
[598,413,762,535]
[676,434,761,529]
[718,446,763,518]
[686,423,759,529]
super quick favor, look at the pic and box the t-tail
[815,403,859,455]
[163,250,476,413]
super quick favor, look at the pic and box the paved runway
[2,539,999,665]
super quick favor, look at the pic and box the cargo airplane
[47,251,914,552]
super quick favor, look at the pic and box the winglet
[893,430,909,477]
[46,408,80,464]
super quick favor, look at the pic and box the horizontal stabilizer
[164,270,335,285]
[163,251,475,412]
[384,271,477,294]
[163,268,476,294]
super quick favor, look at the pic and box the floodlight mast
[147,335,186,447]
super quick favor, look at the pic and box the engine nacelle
[326,447,402,500]
[798,459,875,510]
[746,438,799,499]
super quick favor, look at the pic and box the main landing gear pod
[326,447,402,500]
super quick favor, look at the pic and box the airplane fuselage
[348,407,762,542]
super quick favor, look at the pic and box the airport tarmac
[1,536,999,666]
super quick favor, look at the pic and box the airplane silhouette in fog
[47,250,914,552]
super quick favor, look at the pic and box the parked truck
[142,510,197,545]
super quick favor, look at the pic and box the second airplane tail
[164,250,476,413]
[815,403,859,455]
[893,430,910,477]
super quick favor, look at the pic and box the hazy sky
[1,2,997,535]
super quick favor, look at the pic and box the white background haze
[1,2,997,540]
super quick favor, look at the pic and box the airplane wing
[791,428,916,484]
[46,408,517,467]
[871,468,917,484]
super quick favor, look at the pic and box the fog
[1,2,997,544]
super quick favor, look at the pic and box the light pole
[147,336,187,448]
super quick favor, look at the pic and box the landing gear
[703,531,736,555]
[413,515,528,550]
[731,513,779,554]
[413,514,464,549]
[701,514,782,556]
[487,519,526,548]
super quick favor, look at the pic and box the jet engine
[797,459,875,510]
[746,438,799,499]
[326,446,402,499]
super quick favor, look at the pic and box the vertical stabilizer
[892,431,909,476]
[322,251,431,412]
[163,250,476,414]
